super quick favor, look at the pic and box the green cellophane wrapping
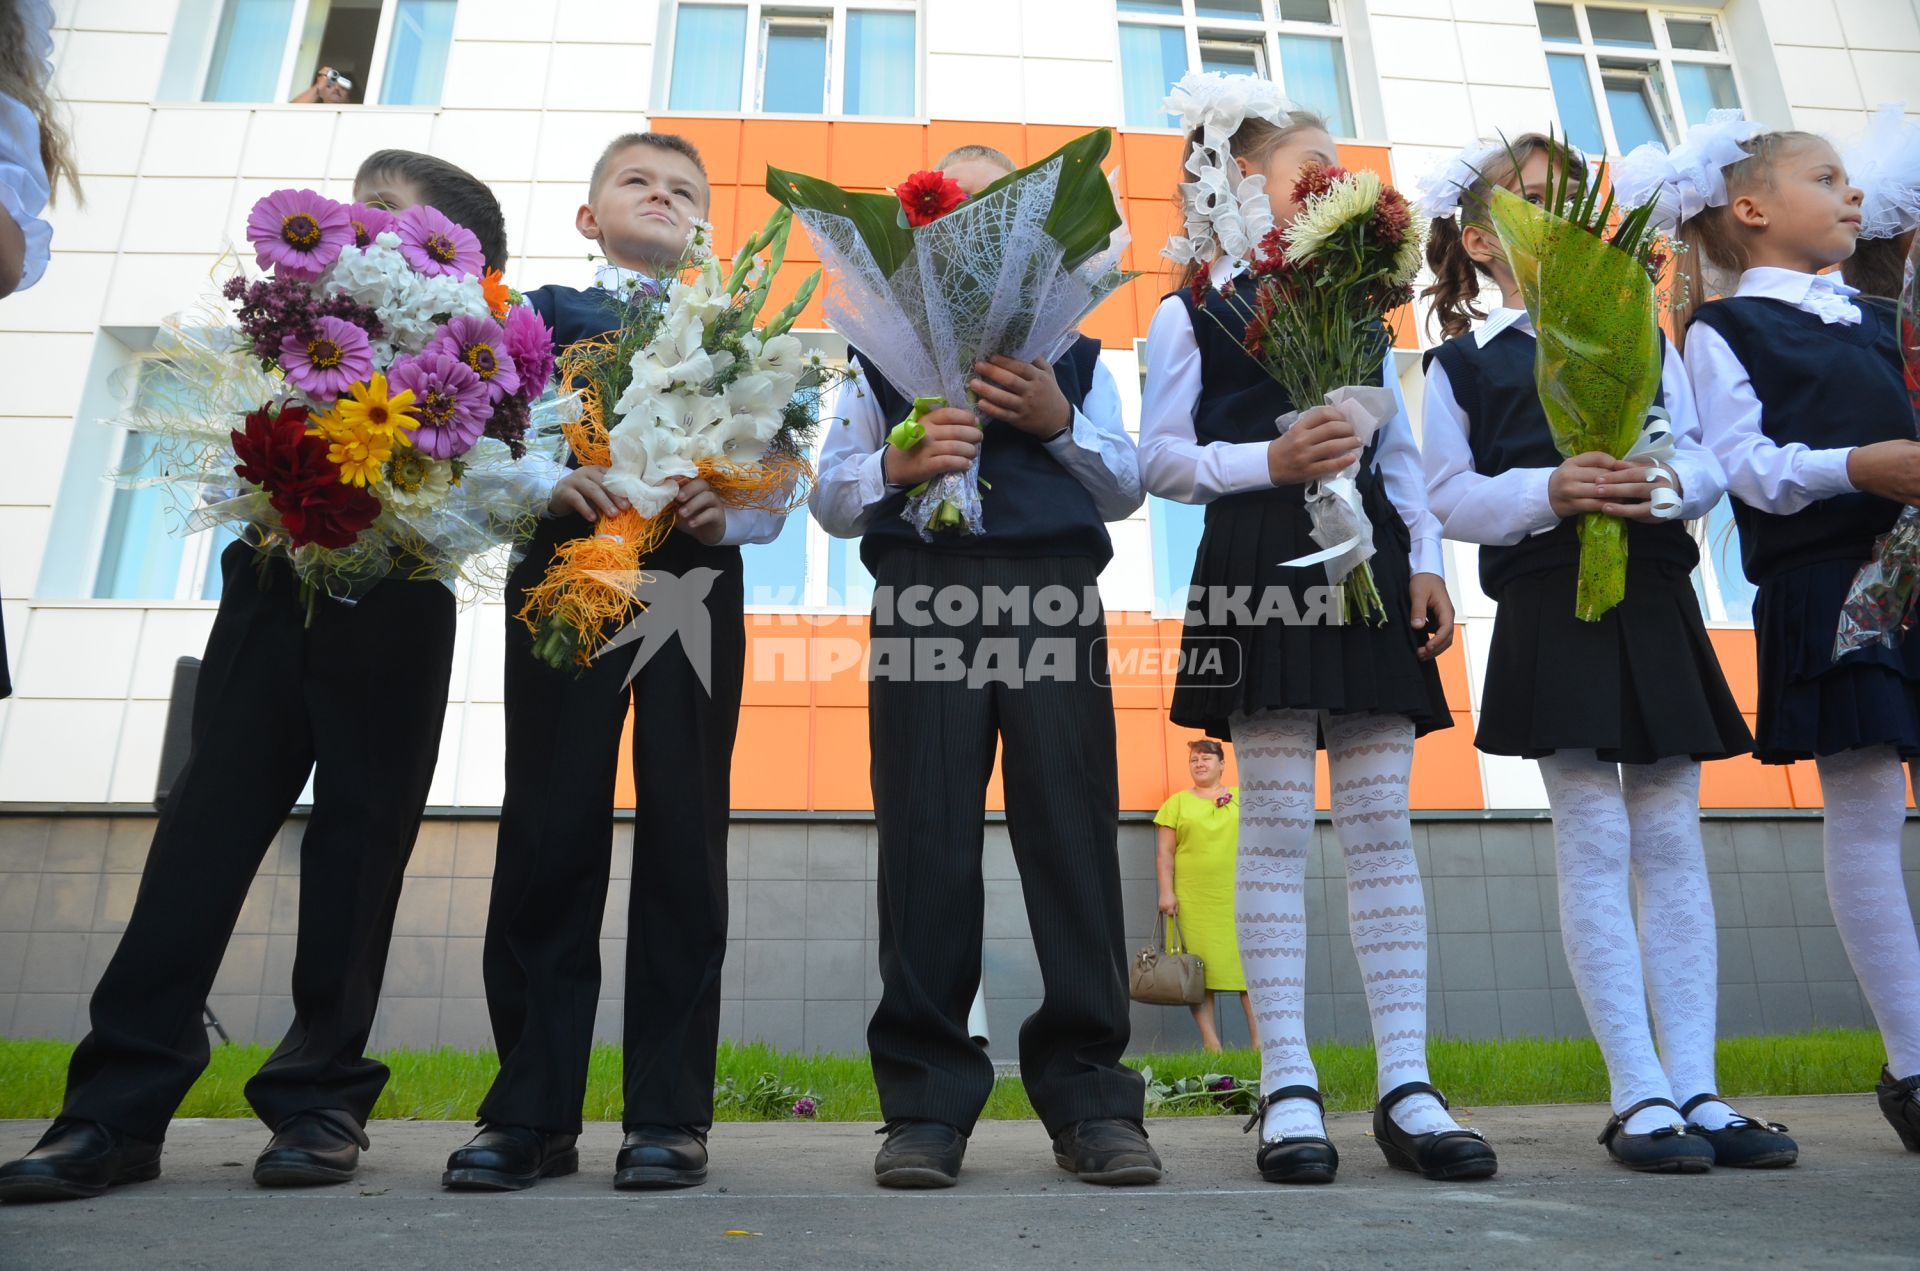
[1486,186,1663,621]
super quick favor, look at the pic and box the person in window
[1153,740,1253,1054]
[291,65,351,105]
[0,0,76,700]
[813,143,1154,1191]
[441,132,778,1195]
[0,151,509,1204]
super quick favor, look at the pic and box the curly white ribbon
[1622,408,1682,521]
[1845,102,1920,239]
[1412,140,1509,222]
[1160,70,1299,274]
[1276,386,1399,579]
[1613,108,1761,232]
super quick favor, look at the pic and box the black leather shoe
[615,1126,708,1190]
[442,1124,580,1192]
[1679,1093,1798,1169]
[0,1119,161,1203]
[1052,1119,1162,1186]
[1598,1097,1715,1173]
[1877,1066,1920,1153]
[873,1120,966,1188]
[1242,1085,1338,1184]
[1374,1081,1499,1181]
[253,1110,367,1187]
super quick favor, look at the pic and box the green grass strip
[0,1031,1886,1123]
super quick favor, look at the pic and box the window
[160,0,458,105]
[665,1,920,117]
[1116,0,1356,136]
[1533,4,1742,155]
[1691,495,1755,624]
[1149,497,1206,615]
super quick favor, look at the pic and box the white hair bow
[1412,140,1509,221]
[1613,109,1762,232]
[1845,102,1920,240]
[1160,71,1301,276]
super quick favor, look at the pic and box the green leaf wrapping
[1486,186,1664,621]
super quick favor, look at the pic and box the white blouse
[0,0,55,293]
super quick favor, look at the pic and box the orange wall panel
[731,705,812,809]
[811,706,875,810]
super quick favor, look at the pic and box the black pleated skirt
[1170,477,1451,745]
[1751,555,1920,764]
[1476,560,1750,763]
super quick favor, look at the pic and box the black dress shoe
[1877,1066,1920,1153]
[0,1119,162,1203]
[253,1111,368,1188]
[1052,1119,1163,1186]
[1374,1081,1499,1181]
[1598,1097,1715,1173]
[442,1124,580,1192]
[615,1126,708,1190]
[1242,1085,1338,1184]
[1679,1093,1798,1169]
[873,1120,966,1189]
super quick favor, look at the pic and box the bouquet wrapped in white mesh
[769,129,1131,538]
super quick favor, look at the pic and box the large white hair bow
[1412,140,1509,221]
[1845,102,1920,240]
[1613,108,1762,232]
[1160,71,1301,279]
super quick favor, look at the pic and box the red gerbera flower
[896,170,968,227]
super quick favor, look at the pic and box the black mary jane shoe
[1679,1092,1798,1169]
[0,1119,162,1203]
[1598,1097,1714,1173]
[615,1125,709,1190]
[1876,1066,1920,1153]
[1242,1085,1339,1184]
[1373,1081,1498,1181]
[442,1123,580,1192]
[254,1110,368,1187]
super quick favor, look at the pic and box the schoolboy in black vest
[442,133,776,1193]
[812,145,1156,1188]
[0,152,511,1202]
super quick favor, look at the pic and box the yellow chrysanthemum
[1284,169,1382,265]
[330,372,421,445]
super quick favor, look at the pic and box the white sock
[1817,747,1920,1078]
[1230,709,1327,1143]
[1621,758,1728,1129]
[1539,750,1681,1135]
[1323,711,1459,1138]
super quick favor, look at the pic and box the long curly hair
[1,0,80,205]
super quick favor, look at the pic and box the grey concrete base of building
[0,811,1916,1056]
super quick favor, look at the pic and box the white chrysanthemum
[1283,169,1382,264]
[1391,230,1425,287]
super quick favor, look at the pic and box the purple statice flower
[245,188,352,281]
[225,273,320,371]
[427,313,520,403]
[344,201,399,249]
[501,304,555,397]
[279,315,373,400]
[791,1097,817,1119]
[483,391,529,459]
[389,349,490,459]
[396,204,484,279]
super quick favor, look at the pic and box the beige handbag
[1129,912,1207,1006]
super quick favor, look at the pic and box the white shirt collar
[1474,307,1534,347]
[592,262,663,297]
[1733,266,1862,325]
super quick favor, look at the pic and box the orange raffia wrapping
[516,339,813,668]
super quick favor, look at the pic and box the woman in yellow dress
[1153,740,1254,1053]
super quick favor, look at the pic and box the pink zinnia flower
[279,315,374,399]
[397,204,484,278]
[389,349,490,459]
[426,314,520,403]
[501,304,555,397]
[345,202,399,249]
[246,188,352,280]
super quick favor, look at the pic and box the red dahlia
[895,170,967,227]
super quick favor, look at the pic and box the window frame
[181,0,441,107]
[1113,0,1360,138]
[1534,3,1746,156]
[661,0,924,119]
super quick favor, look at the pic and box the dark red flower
[1369,187,1412,247]
[231,402,379,549]
[896,170,967,227]
[1291,162,1349,206]
[279,481,380,549]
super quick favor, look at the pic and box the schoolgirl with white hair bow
[1637,110,1920,1158]
[1138,71,1494,1187]
[1417,132,1772,1174]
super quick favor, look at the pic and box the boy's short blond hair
[589,132,709,201]
[938,144,1015,173]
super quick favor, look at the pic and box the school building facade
[1,0,1916,1056]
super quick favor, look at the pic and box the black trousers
[478,518,744,1134]
[62,543,455,1141]
[865,550,1144,1137]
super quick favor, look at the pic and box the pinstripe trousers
[865,549,1146,1137]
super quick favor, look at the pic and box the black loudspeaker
[153,656,200,810]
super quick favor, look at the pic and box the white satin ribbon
[1277,385,1399,580]
[1622,408,1683,520]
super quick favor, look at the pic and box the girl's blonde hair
[1420,133,1587,340]
[0,0,79,205]
[1170,108,1329,291]
[1672,130,1825,347]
